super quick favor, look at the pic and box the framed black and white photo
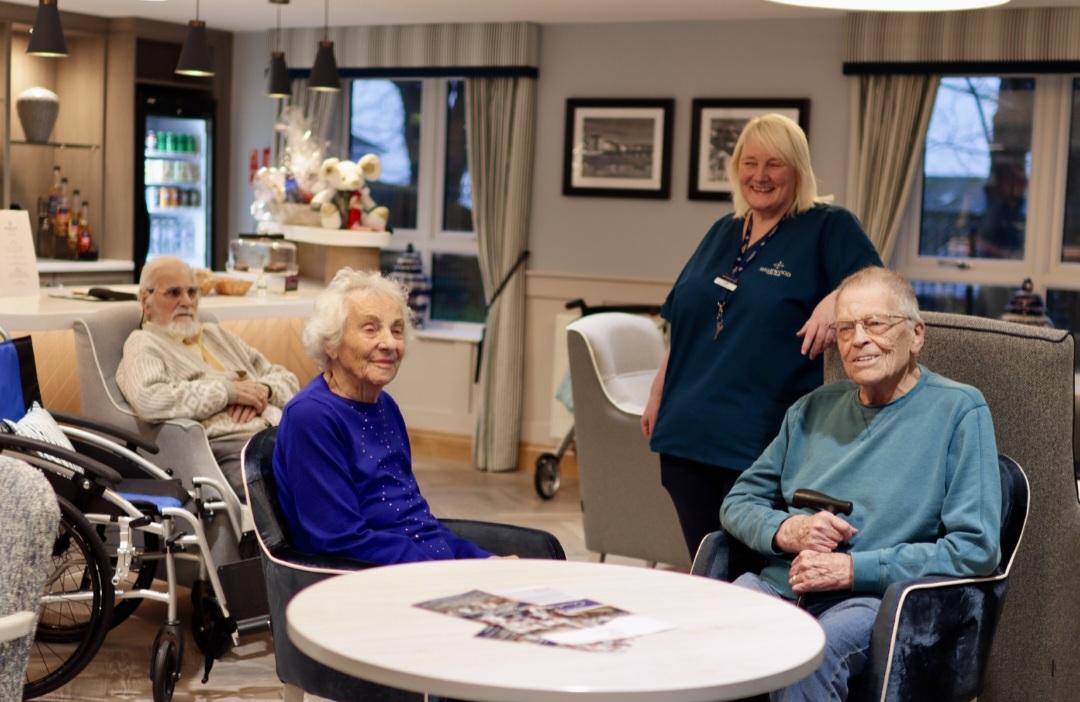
[562,98,674,199]
[688,98,810,201]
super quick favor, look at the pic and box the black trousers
[659,453,741,559]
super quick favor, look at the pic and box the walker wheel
[534,453,561,500]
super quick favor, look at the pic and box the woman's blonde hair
[727,113,820,219]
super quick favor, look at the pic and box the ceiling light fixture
[27,0,68,58]
[267,0,291,98]
[308,0,340,92]
[764,0,1009,10]
[176,0,214,77]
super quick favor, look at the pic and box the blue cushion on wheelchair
[0,341,27,421]
[118,492,185,511]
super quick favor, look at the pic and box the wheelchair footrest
[217,556,269,623]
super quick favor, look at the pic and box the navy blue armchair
[691,454,1029,702]
[241,427,565,702]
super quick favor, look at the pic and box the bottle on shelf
[53,177,72,256]
[46,166,62,221]
[145,129,157,152]
[36,196,55,259]
[69,188,82,241]
[77,200,96,259]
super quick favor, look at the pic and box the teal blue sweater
[720,367,1001,599]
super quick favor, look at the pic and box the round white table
[286,559,825,702]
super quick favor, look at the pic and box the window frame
[895,73,1080,301]
[348,76,484,335]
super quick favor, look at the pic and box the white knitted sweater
[115,323,299,439]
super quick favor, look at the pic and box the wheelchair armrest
[0,434,122,485]
[50,411,160,454]
[691,530,732,580]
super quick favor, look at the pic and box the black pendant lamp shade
[27,0,68,58]
[176,0,214,77]
[267,0,291,98]
[308,0,340,93]
[268,51,291,97]
[309,40,340,92]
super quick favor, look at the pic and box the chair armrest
[691,530,732,580]
[862,574,1007,701]
[50,411,159,454]
[441,518,566,560]
[0,433,122,485]
[0,611,36,643]
[275,546,379,573]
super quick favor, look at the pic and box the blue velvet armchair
[241,427,566,702]
[691,454,1029,702]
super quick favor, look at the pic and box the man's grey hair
[835,266,923,322]
[302,268,412,370]
[138,256,193,294]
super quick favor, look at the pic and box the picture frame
[562,98,674,199]
[688,98,810,201]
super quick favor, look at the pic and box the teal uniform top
[720,367,1002,599]
[650,204,881,470]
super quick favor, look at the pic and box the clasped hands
[227,379,270,424]
[774,511,856,594]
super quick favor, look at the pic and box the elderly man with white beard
[116,256,299,498]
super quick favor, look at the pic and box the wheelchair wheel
[534,453,561,499]
[24,495,115,699]
[151,634,180,702]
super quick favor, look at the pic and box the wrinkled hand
[789,551,853,594]
[797,291,838,360]
[775,511,857,554]
[232,379,269,413]
[641,392,661,439]
[226,404,259,424]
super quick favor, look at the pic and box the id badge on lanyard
[712,216,779,340]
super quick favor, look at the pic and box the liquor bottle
[77,201,95,258]
[69,188,82,241]
[46,166,62,220]
[36,196,55,258]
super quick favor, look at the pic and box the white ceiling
[9,0,1080,32]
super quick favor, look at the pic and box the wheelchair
[0,328,259,700]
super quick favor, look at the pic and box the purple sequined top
[273,375,490,564]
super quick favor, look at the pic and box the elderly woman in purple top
[272,268,492,563]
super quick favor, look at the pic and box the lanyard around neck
[712,214,782,340]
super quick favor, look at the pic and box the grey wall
[228,31,278,240]
[226,17,851,283]
[530,17,850,282]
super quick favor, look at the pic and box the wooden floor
[34,455,656,701]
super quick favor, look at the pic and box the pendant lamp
[764,0,1008,9]
[27,0,68,58]
[267,0,291,98]
[308,0,340,92]
[176,0,214,77]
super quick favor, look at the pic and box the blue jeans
[733,573,881,702]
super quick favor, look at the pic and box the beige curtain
[466,78,536,472]
[846,74,940,263]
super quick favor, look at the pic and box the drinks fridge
[135,86,215,275]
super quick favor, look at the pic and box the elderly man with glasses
[719,265,1001,702]
[116,256,299,497]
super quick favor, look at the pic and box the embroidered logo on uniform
[760,260,793,278]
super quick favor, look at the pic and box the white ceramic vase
[16,87,60,144]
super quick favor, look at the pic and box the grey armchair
[565,312,689,568]
[692,455,1029,702]
[241,427,566,702]
[72,303,247,566]
[0,456,61,701]
[821,311,1076,701]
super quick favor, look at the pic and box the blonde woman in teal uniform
[642,113,882,558]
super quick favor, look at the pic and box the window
[896,74,1080,370]
[349,78,484,330]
